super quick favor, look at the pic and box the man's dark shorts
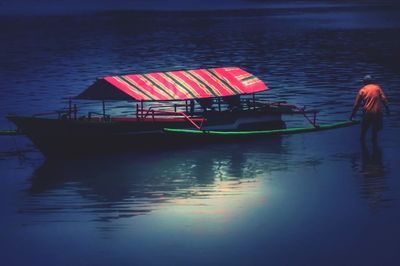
[362,113,383,131]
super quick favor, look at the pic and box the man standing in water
[350,75,389,142]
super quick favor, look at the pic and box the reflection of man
[360,142,384,178]
[350,75,389,142]
[359,142,387,210]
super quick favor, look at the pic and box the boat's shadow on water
[23,137,287,223]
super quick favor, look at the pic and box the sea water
[1,5,400,265]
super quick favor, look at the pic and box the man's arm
[380,88,390,115]
[350,93,362,120]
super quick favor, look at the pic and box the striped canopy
[77,67,268,101]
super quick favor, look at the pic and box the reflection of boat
[7,67,357,157]
[25,139,285,222]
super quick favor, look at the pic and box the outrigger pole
[163,120,360,136]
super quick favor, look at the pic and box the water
[1,5,400,266]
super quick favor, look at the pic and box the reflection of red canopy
[77,67,268,101]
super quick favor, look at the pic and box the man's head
[362,75,373,84]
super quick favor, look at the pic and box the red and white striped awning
[77,67,268,101]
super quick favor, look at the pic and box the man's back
[350,76,389,142]
[358,84,387,114]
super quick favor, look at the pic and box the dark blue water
[1,5,400,266]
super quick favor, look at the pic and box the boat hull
[7,115,186,156]
[7,114,286,157]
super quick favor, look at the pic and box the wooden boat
[6,67,357,157]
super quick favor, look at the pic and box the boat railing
[135,101,196,116]
[33,104,78,120]
[88,111,111,121]
[137,107,205,130]
[240,98,320,126]
[240,97,293,111]
[140,103,190,118]
[241,98,267,110]
[239,96,291,110]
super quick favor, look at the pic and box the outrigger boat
[7,67,357,157]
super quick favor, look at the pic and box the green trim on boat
[0,130,20,136]
[163,120,359,136]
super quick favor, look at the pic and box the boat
[6,67,357,157]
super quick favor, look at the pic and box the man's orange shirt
[357,84,387,114]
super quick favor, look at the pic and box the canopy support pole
[141,101,144,119]
[68,99,72,119]
[73,104,77,120]
[190,100,195,115]
[102,100,106,120]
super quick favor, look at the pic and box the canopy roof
[76,67,268,101]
